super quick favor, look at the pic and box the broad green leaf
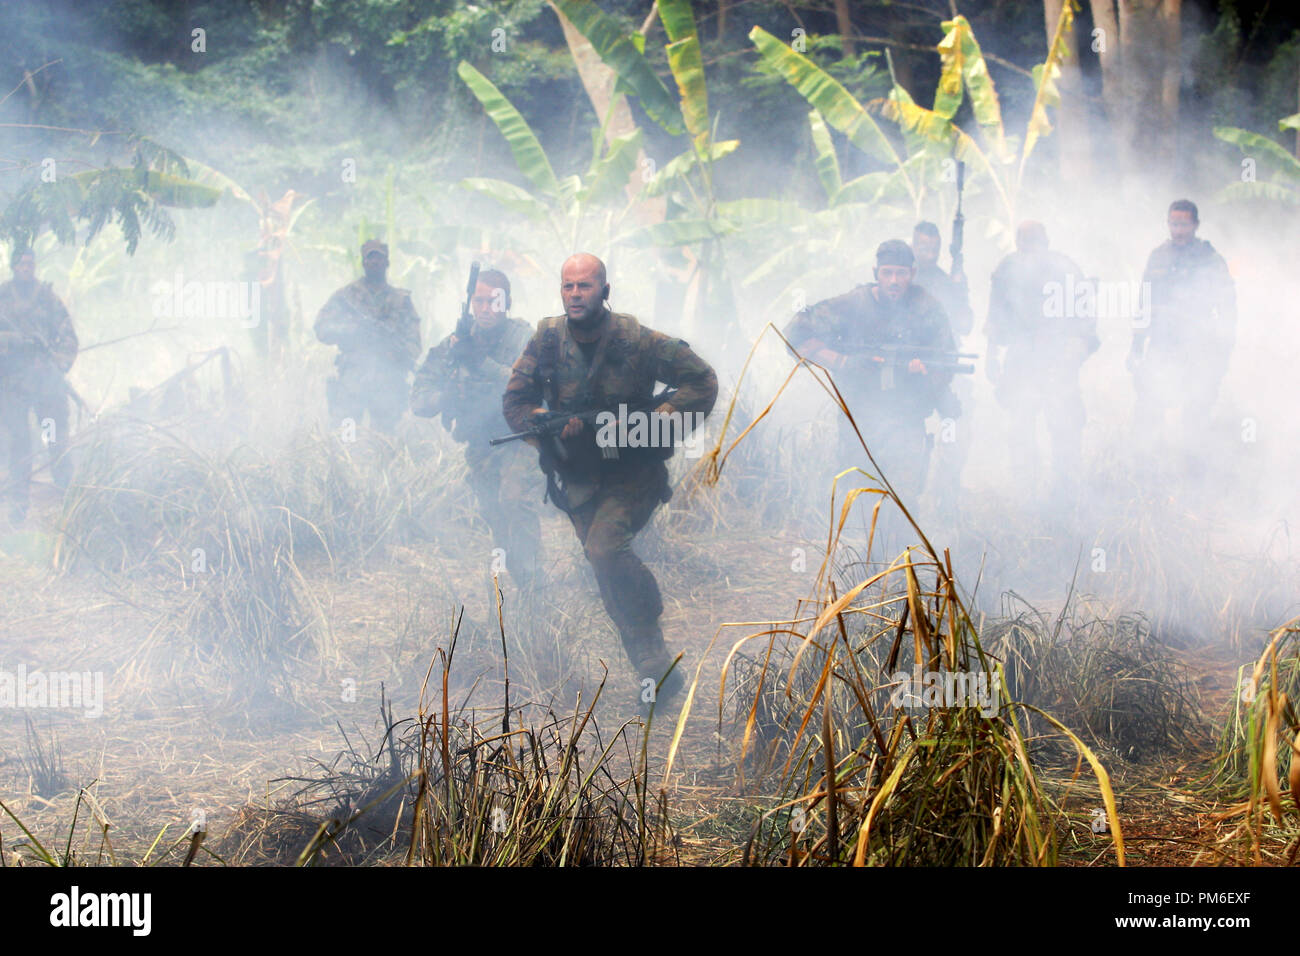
[1216,181,1300,205]
[616,218,735,247]
[658,0,698,43]
[456,177,551,221]
[457,62,561,199]
[716,198,814,229]
[1213,125,1300,179]
[642,140,739,197]
[808,110,842,201]
[1019,3,1073,181]
[749,27,908,178]
[835,171,890,205]
[1280,113,1300,132]
[577,129,643,205]
[939,16,1007,157]
[666,35,710,144]
[552,0,684,136]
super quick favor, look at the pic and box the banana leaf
[1019,2,1073,183]
[938,16,1007,158]
[577,128,643,205]
[457,62,561,200]
[808,110,842,201]
[667,35,710,146]
[615,217,735,247]
[456,177,551,221]
[552,0,684,136]
[641,140,739,197]
[749,26,908,181]
[1213,126,1300,180]
[1280,113,1300,132]
[1216,181,1300,205]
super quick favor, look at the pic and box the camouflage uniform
[412,316,542,588]
[315,278,421,432]
[0,279,78,514]
[502,310,717,688]
[987,247,1098,499]
[785,283,956,499]
[1132,238,1235,446]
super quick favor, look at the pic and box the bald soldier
[315,239,422,433]
[502,254,718,709]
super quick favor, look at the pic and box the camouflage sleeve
[647,330,718,419]
[502,329,546,433]
[783,298,838,351]
[44,287,78,373]
[410,339,453,417]
[923,300,956,393]
[314,290,354,345]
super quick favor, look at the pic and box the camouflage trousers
[563,461,674,680]
[464,443,543,590]
[0,366,73,511]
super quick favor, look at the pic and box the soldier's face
[912,234,939,265]
[363,251,388,281]
[876,265,913,301]
[560,264,608,325]
[12,255,35,284]
[1168,211,1197,245]
[472,280,507,330]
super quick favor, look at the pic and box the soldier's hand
[907,358,927,375]
[560,417,583,440]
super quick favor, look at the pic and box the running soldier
[0,247,78,523]
[315,239,421,433]
[502,253,718,709]
[412,268,542,589]
[986,221,1098,502]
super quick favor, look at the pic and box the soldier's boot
[622,622,684,715]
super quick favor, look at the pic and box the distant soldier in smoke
[314,239,421,433]
[986,221,1098,502]
[0,246,79,523]
[785,239,960,502]
[411,267,543,589]
[1127,199,1236,454]
[502,253,717,709]
[912,221,972,518]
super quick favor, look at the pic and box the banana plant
[454,60,645,256]
[1212,115,1300,207]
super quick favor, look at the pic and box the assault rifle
[869,344,977,375]
[450,260,481,361]
[490,388,676,451]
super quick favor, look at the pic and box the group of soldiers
[0,196,1236,710]
[786,198,1236,512]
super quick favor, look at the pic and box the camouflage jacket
[503,310,718,494]
[987,248,1099,357]
[1140,238,1235,352]
[314,278,421,373]
[913,261,972,339]
[0,279,78,375]
[411,315,532,447]
[785,283,956,422]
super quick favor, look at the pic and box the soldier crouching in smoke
[0,246,79,524]
[314,239,422,434]
[411,267,544,590]
[502,253,717,711]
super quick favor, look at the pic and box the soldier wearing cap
[315,239,422,433]
[0,246,78,523]
[784,239,958,501]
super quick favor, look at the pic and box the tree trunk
[1159,0,1182,176]
[833,0,854,59]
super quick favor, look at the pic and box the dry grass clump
[983,593,1208,763]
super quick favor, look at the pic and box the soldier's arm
[1213,254,1237,349]
[985,264,1011,349]
[784,299,848,368]
[1132,250,1161,355]
[410,340,453,417]
[396,293,422,365]
[45,288,78,373]
[647,331,718,419]
[314,292,355,345]
[502,332,547,433]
